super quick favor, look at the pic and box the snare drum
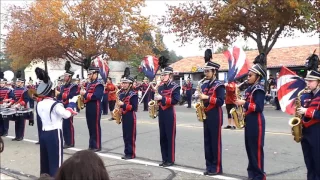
[0,108,16,121]
[16,108,34,121]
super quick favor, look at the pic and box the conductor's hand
[66,108,78,116]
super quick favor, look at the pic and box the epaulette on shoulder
[253,84,265,92]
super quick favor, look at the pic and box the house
[170,44,319,82]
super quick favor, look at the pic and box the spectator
[55,150,110,180]
[266,74,276,104]
[224,82,237,129]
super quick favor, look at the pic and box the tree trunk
[44,59,48,73]
[81,65,84,79]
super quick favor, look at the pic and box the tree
[5,0,155,72]
[5,1,65,71]
[160,0,319,64]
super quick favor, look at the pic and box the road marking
[5,136,239,180]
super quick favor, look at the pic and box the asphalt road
[1,104,307,180]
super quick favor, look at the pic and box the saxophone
[230,81,247,129]
[77,85,85,110]
[148,80,160,119]
[288,89,306,143]
[194,78,206,122]
[112,89,122,124]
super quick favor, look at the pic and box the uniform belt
[42,126,61,131]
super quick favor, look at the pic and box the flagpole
[138,83,151,104]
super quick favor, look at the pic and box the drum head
[0,108,16,115]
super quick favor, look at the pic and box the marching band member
[27,77,35,108]
[118,74,138,160]
[297,69,320,180]
[12,71,30,141]
[80,64,104,152]
[183,75,193,108]
[235,54,267,180]
[199,50,225,175]
[141,77,150,111]
[0,72,15,137]
[74,75,80,85]
[106,77,117,121]
[56,61,79,149]
[154,58,181,167]
[35,67,78,177]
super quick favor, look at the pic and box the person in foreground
[55,150,110,180]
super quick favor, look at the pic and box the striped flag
[277,66,306,115]
[91,54,109,83]
[139,55,159,81]
[223,46,251,82]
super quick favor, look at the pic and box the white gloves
[154,94,163,101]
[66,107,78,116]
[297,107,307,115]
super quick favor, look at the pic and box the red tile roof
[170,44,319,72]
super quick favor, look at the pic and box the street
[0,104,306,180]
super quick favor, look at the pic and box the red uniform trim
[257,113,262,169]
[126,104,132,111]
[70,116,74,145]
[305,108,315,118]
[165,97,172,105]
[132,112,136,158]
[87,93,93,101]
[248,103,256,112]
[216,107,222,173]
[96,100,100,149]
[172,106,176,162]
[209,97,216,105]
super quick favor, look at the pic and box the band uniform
[156,67,181,167]
[119,76,138,160]
[0,75,15,136]
[82,66,104,152]
[238,61,267,180]
[298,70,320,180]
[200,61,225,175]
[13,77,30,141]
[56,69,79,148]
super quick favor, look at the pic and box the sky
[1,0,319,58]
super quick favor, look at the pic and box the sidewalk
[0,173,16,180]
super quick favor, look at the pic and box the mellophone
[0,105,34,126]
